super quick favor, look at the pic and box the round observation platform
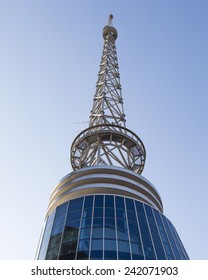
[70,124,146,174]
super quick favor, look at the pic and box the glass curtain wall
[37,195,189,260]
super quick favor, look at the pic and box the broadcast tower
[36,15,189,260]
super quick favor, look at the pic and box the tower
[36,15,189,260]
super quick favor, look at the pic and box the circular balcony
[70,124,146,174]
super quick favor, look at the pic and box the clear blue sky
[0,0,207,260]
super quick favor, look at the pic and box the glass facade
[37,195,189,260]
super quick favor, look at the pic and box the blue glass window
[135,201,156,260]
[115,196,124,209]
[78,239,90,252]
[51,224,64,236]
[105,195,114,208]
[92,228,103,239]
[125,198,135,212]
[91,239,103,251]
[90,250,103,259]
[84,195,93,208]
[41,195,189,260]
[55,202,68,218]
[68,197,83,212]
[167,220,185,259]
[131,242,144,259]
[46,246,59,260]
[105,217,115,228]
[144,204,166,259]
[37,210,55,259]
[116,208,126,220]
[48,234,62,250]
[82,208,92,218]
[66,219,80,229]
[118,240,130,253]
[81,217,92,228]
[105,207,115,218]
[53,214,65,228]
[94,207,103,217]
[104,239,116,251]
[161,215,181,259]
[104,250,117,259]
[66,209,82,221]
[153,209,174,259]
[105,227,116,239]
[94,195,103,207]
[62,227,79,243]
[79,228,91,240]
[93,217,103,227]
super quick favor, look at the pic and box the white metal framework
[70,15,146,174]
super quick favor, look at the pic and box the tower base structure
[36,166,189,260]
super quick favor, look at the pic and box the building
[36,15,189,260]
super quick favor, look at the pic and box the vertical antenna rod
[108,13,113,26]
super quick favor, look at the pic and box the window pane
[79,228,91,240]
[131,242,143,256]
[105,217,115,228]
[105,207,115,218]
[128,221,138,232]
[94,195,103,207]
[91,239,103,251]
[60,241,77,255]
[104,250,117,259]
[84,196,93,208]
[78,239,90,252]
[62,228,79,243]
[115,196,124,209]
[104,239,116,251]
[82,208,92,218]
[105,227,116,239]
[90,250,103,259]
[143,245,156,260]
[94,207,103,217]
[46,246,59,260]
[66,219,80,229]
[125,198,135,212]
[129,230,140,243]
[116,209,126,220]
[51,224,64,236]
[48,234,62,250]
[53,215,66,228]
[117,229,128,241]
[68,197,83,212]
[92,228,103,239]
[66,210,82,221]
[55,202,68,218]
[126,210,137,221]
[105,195,114,208]
[81,217,92,228]
[117,218,127,230]
[93,217,103,228]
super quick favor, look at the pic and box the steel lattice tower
[71,15,145,174]
[36,15,189,260]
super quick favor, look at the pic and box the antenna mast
[71,15,146,173]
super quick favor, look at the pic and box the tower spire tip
[108,14,113,26]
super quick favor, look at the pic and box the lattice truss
[71,125,145,173]
[71,16,146,174]
[89,29,126,128]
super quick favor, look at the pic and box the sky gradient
[0,0,207,260]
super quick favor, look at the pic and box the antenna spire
[70,16,146,174]
[108,14,113,26]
